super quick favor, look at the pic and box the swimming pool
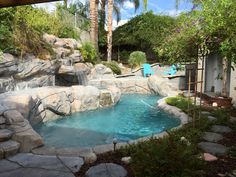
[34,94,180,148]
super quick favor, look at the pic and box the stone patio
[0,153,84,177]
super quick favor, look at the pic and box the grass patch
[101,61,122,75]
[165,96,193,112]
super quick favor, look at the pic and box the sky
[35,0,193,29]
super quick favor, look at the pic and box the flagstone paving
[0,153,84,177]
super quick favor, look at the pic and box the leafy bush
[79,42,97,63]
[165,96,193,112]
[128,51,147,68]
[119,50,130,62]
[0,8,15,51]
[58,26,79,39]
[101,61,121,75]
[120,135,204,177]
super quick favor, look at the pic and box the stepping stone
[8,153,69,172]
[230,116,236,123]
[0,129,13,142]
[201,111,211,115]
[58,156,84,173]
[203,153,218,162]
[211,125,232,133]
[85,163,127,177]
[0,168,75,177]
[202,132,223,142]
[198,142,228,156]
[207,116,217,121]
[0,159,20,173]
[0,140,20,158]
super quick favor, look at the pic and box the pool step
[0,140,20,159]
[0,129,13,142]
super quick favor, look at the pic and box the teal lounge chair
[143,64,154,77]
[164,64,177,75]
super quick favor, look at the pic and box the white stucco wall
[230,63,236,105]
[198,54,231,96]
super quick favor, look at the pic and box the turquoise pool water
[34,94,180,148]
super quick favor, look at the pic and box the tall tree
[90,0,98,50]
[107,0,113,61]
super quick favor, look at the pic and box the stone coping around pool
[0,85,121,156]
[31,131,169,163]
[157,97,189,128]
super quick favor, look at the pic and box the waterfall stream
[76,70,88,85]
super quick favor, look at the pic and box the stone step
[202,132,223,143]
[198,142,228,156]
[211,125,232,134]
[0,140,20,159]
[85,163,127,177]
[0,129,13,142]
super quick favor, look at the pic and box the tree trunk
[95,0,99,50]
[90,0,98,50]
[222,57,228,97]
[101,0,106,30]
[107,0,113,62]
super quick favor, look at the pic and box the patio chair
[164,64,177,75]
[143,64,154,77]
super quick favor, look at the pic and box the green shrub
[79,42,97,63]
[58,26,79,39]
[128,51,147,68]
[119,50,130,62]
[101,61,121,75]
[120,136,204,177]
[165,96,193,112]
[0,8,15,51]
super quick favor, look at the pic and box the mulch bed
[75,151,135,177]
[75,127,236,177]
[204,130,236,177]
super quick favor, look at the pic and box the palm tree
[106,0,140,61]
[107,0,113,61]
[90,0,98,50]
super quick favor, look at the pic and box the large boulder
[71,86,100,112]
[89,64,114,79]
[53,47,72,59]
[15,59,58,79]
[42,33,57,45]
[74,63,91,74]
[148,75,180,96]
[0,53,18,76]
[54,38,78,50]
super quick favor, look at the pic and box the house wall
[197,54,231,97]
[230,63,236,105]
[205,54,223,93]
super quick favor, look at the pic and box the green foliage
[0,4,90,55]
[158,0,236,63]
[112,12,176,60]
[119,50,130,62]
[101,61,121,75]
[0,8,15,51]
[128,51,147,68]
[79,42,97,63]
[120,131,204,177]
[165,96,193,111]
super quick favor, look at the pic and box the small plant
[79,42,97,63]
[165,96,193,112]
[101,61,121,75]
[128,51,147,68]
[120,136,204,177]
